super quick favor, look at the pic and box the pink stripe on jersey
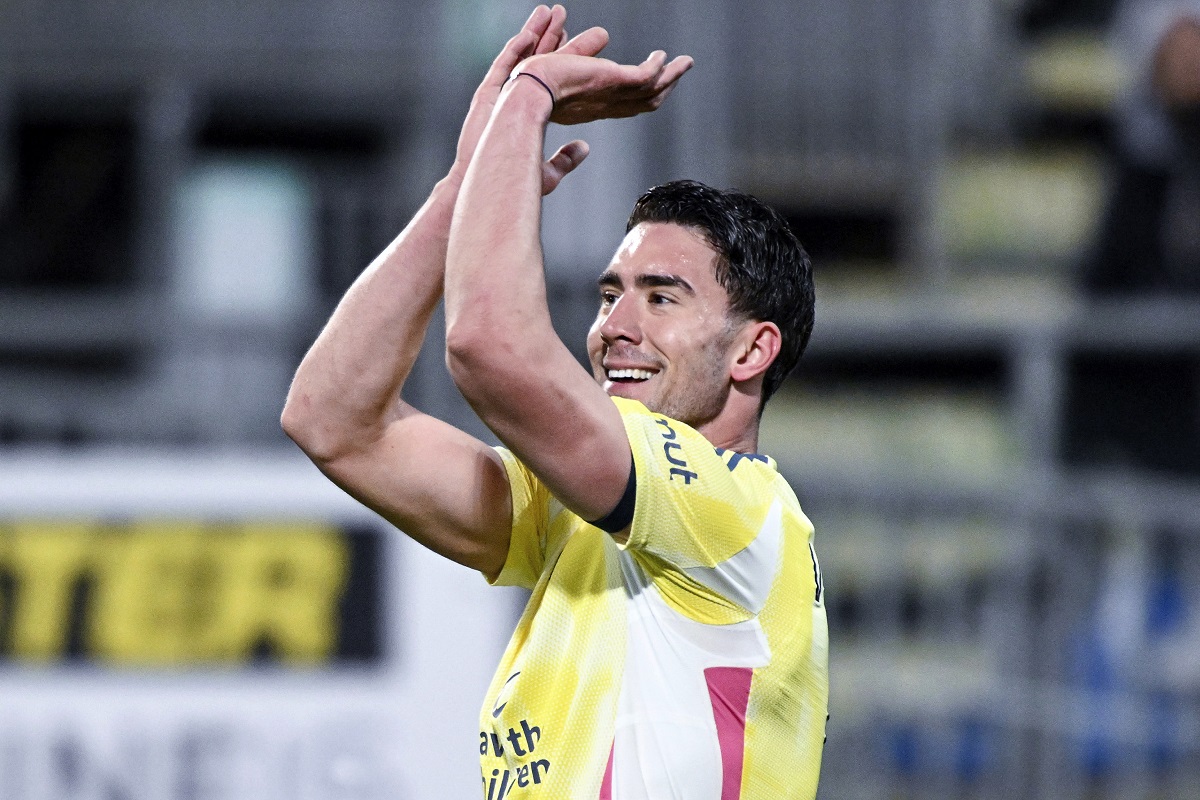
[705,666,754,800]
[598,742,614,799]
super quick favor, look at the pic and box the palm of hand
[516,50,693,127]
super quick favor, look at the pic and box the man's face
[587,222,740,428]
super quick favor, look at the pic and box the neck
[703,422,759,454]
[694,396,761,453]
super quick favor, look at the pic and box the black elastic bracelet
[509,72,556,112]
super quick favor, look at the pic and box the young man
[282,6,827,798]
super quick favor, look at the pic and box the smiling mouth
[606,368,657,384]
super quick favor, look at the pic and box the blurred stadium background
[2,0,1200,797]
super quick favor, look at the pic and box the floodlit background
[2,0,1200,797]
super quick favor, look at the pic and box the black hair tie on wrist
[509,72,556,112]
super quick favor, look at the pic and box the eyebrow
[597,271,696,295]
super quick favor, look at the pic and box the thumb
[542,139,590,195]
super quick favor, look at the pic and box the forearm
[443,44,692,349]
[445,80,557,350]
[443,78,631,523]
[283,177,460,460]
[440,45,693,525]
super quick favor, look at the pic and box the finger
[522,4,553,36]
[630,52,691,96]
[486,29,536,84]
[534,4,567,55]
[549,28,568,54]
[639,50,669,73]
[484,22,549,87]
[558,26,609,57]
[542,139,590,195]
[648,80,682,110]
[652,55,694,93]
[613,50,669,91]
[630,57,692,113]
[485,6,552,82]
[648,51,673,84]
[606,66,689,118]
[522,4,556,57]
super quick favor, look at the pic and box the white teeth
[607,368,655,381]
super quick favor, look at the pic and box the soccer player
[282,6,827,798]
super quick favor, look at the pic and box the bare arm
[282,6,594,578]
[283,177,515,573]
[444,47,692,523]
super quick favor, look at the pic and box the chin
[604,380,656,407]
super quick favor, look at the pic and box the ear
[729,321,781,384]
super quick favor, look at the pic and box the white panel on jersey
[612,551,771,799]
[682,499,784,615]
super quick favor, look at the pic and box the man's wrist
[508,72,556,112]
[501,73,556,121]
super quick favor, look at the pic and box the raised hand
[451,5,607,194]
[511,47,694,127]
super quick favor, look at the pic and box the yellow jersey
[481,397,827,799]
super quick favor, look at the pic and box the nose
[597,294,642,346]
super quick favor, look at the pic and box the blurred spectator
[1085,0,1200,292]
[1065,2,1200,475]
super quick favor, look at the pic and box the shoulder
[611,397,779,488]
[611,398,717,483]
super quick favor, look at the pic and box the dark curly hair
[626,180,815,410]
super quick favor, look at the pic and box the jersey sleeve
[490,446,551,589]
[612,397,783,622]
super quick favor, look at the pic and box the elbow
[280,390,320,455]
[280,389,345,465]
[445,329,484,400]
[445,319,516,401]
[280,392,306,444]
[445,311,491,359]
